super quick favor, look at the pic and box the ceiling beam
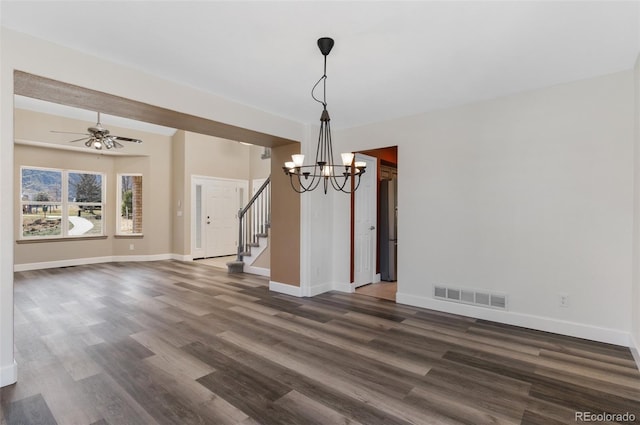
[14,70,298,148]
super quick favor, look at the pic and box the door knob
[369,226,375,230]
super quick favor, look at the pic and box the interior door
[204,179,244,258]
[354,154,377,287]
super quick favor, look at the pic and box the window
[20,167,105,239]
[117,174,143,235]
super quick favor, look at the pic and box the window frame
[116,173,143,236]
[20,166,106,240]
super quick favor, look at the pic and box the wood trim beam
[14,71,297,148]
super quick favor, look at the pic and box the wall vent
[434,285,507,310]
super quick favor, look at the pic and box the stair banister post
[237,207,244,261]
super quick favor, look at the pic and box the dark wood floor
[2,261,639,425]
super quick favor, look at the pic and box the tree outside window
[20,167,105,239]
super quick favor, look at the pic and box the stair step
[240,251,252,257]
[226,260,244,274]
[248,242,260,248]
[256,233,268,238]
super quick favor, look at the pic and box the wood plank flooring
[2,260,639,424]
[355,281,397,301]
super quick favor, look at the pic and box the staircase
[227,176,270,274]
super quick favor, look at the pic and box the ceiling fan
[51,112,143,150]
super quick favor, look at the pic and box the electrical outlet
[129,244,134,251]
[559,294,569,308]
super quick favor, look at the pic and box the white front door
[205,181,238,257]
[192,177,247,259]
[354,154,377,287]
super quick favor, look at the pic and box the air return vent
[434,285,507,310]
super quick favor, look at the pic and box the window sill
[16,235,108,244]
[114,234,144,239]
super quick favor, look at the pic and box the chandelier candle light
[283,37,366,194]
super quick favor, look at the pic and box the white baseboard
[112,254,174,262]
[269,281,302,297]
[244,266,270,277]
[14,253,179,272]
[396,292,630,347]
[304,282,333,297]
[172,254,193,261]
[333,281,355,293]
[631,334,640,372]
[14,256,114,271]
[270,280,331,297]
[0,360,17,388]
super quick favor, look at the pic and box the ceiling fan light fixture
[53,111,143,151]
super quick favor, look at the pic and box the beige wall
[252,235,271,268]
[185,132,251,179]
[250,145,271,183]
[14,109,173,265]
[14,110,276,262]
[270,144,300,286]
[171,130,187,255]
[177,132,260,256]
[14,145,116,262]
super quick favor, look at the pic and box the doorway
[192,177,247,259]
[353,153,377,288]
[352,146,398,301]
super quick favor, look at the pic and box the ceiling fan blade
[68,137,90,143]
[112,135,143,144]
[51,130,91,136]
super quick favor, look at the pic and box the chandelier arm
[333,171,362,194]
[288,174,308,193]
[315,122,325,166]
[352,172,363,192]
[329,176,345,192]
[326,172,350,193]
[326,120,334,173]
[307,168,323,191]
[330,173,350,192]
[296,168,322,193]
[328,163,350,191]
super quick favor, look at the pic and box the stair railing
[236,176,271,261]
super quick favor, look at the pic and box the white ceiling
[2,1,639,129]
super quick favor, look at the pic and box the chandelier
[283,37,366,194]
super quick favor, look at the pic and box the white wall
[0,29,305,387]
[333,71,635,345]
[633,55,640,362]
